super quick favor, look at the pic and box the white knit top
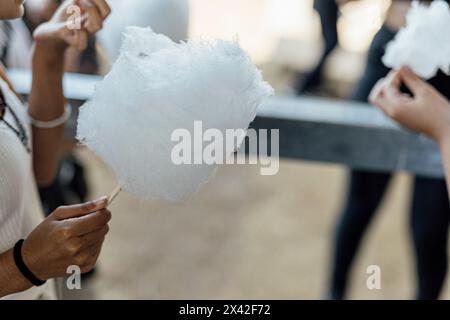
[0,77,56,299]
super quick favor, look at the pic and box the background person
[327,0,450,300]
[295,0,357,94]
[0,1,102,215]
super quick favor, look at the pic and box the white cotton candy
[382,0,450,79]
[77,27,273,202]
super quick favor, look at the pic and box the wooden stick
[108,184,122,205]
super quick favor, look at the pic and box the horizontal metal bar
[255,96,443,178]
[7,68,443,178]
[8,68,102,101]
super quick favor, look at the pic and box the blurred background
[3,0,450,299]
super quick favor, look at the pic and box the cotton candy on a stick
[382,0,450,79]
[77,27,273,202]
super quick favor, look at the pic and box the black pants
[297,0,338,93]
[329,26,450,300]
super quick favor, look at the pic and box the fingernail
[95,196,108,206]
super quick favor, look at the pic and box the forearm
[0,249,32,297]
[28,42,66,186]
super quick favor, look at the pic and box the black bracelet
[13,239,46,287]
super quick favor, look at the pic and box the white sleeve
[0,131,26,252]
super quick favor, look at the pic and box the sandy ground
[60,148,450,300]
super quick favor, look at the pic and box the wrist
[33,41,67,65]
[21,239,47,282]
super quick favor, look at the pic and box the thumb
[51,196,108,220]
[399,66,426,95]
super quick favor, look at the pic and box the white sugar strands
[77,27,273,202]
[383,0,450,79]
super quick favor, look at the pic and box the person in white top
[0,0,112,299]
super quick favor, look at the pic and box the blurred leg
[297,0,338,93]
[410,177,450,300]
[329,170,391,299]
[327,25,397,299]
[351,25,395,101]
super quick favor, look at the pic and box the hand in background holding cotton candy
[77,27,273,202]
[34,0,111,50]
[370,67,450,141]
[382,0,450,79]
